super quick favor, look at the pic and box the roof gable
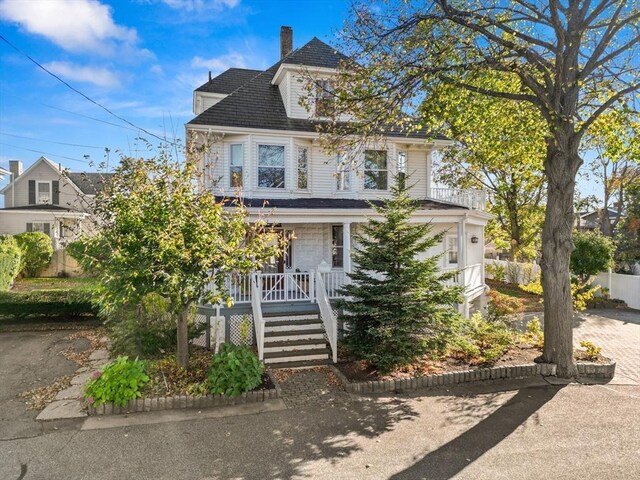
[281,37,350,69]
[0,156,62,194]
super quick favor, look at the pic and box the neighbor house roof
[188,38,446,140]
[216,197,465,210]
[195,68,263,94]
[0,204,81,212]
[65,172,114,195]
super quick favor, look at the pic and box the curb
[87,388,280,416]
[330,361,616,394]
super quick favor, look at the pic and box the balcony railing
[429,188,487,211]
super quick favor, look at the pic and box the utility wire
[0,132,105,150]
[0,34,176,146]
[0,142,93,165]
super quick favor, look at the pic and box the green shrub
[486,263,506,282]
[106,293,205,358]
[0,235,22,290]
[83,356,149,406]
[0,289,96,319]
[14,232,53,277]
[208,343,264,397]
[449,312,516,364]
[523,317,544,348]
[579,340,602,361]
[571,231,615,282]
[487,289,523,323]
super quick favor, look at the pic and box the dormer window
[258,144,285,189]
[364,150,388,190]
[37,181,51,204]
[315,79,334,117]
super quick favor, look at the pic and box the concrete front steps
[262,309,331,368]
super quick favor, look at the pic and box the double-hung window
[315,79,334,117]
[331,225,344,268]
[336,154,350,191]
[445,235,458,266]
[364,150,388,190]
[397,151,407,174]
[258,144,285,189]
[229,144,243,188]
[296,146,308,190]
[37,181,51,204]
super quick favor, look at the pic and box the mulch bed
[486,279,543,312]
[337,344,609,383]
[142,346,274,397]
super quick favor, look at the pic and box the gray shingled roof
[66,172,114,195]
[0,204,81,212]
[195,68,263,94]
[216,197,464,210]
[188,37,444,140]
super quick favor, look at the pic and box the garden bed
[334,344,616,393]
[486,279,543,312]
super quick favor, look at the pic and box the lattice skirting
[228,313,255,345]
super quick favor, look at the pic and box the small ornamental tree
[338,176,463,374]
[570,231,615,283]
[73,142,281,368]
[14,232,53,277]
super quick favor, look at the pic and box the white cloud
[191,53,247,73]
[150,64,165,76]
[43,61,121,88]
[0,0,140,55]
[158,0,240,11]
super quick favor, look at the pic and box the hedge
[0,289,97,319]
[0,235,22,291]
[14,232,53,278]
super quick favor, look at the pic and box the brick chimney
[9,160,22,178]
[280,26,293,59]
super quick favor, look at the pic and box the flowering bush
[83,356,149,406]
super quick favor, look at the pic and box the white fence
[484,258,540,285]
[593,271,640,310]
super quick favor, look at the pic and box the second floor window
[229,144,243,188]
[258,144,285,189]
[364,150,388,190]
[315,79,334,117]
[297,146,308,190]
[37,181,51,204]
[336,154,350,191]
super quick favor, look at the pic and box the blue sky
[0,0,350,188]
[0,0,600,203]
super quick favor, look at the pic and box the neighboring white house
[187,27,492,366]
[0,156,111,275]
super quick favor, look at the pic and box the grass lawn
[10,277,98,292]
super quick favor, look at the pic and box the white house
[187,28,492,367]
[0,156,111,275]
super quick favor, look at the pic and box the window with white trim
[332,225,344,268]
[258,144,285,188]
[315,79,334,117]
[397,151,407,174]
[229,144,243,188]
[445,235,458,266]
[336,154,351,191]
[364,150,388,190]
[296,146,308,190]
[37,181,51,204]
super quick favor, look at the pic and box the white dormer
[271,64,338,119]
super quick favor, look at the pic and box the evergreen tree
[338,176,463,374]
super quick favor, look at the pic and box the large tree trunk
[540,138,582,378]
[177,301,194,369]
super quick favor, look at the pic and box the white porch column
[343,222,352,274]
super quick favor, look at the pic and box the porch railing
[315,271,338,363]
[250,273,265,361]
[429,188,487,211]
[320,271,349,299]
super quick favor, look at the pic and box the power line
[0,141,94,165]
[42,103,141,132]
[0,34,176,146]
[0,132,106,150]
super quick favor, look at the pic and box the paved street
[0,309,638,480]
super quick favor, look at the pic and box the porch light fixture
[471,235,479,244]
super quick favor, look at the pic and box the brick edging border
[330,361,616,394]
[87,388,280,416]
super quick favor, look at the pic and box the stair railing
[314,270,338,363]
[250,271,265,361]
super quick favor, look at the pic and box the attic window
[37,181,51,204]
[315,80,334,117]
